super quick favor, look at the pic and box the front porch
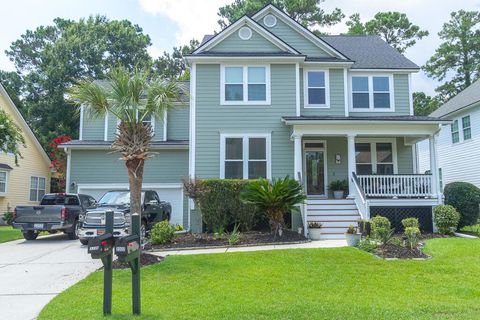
[282,116,449,238]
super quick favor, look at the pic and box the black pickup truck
[77,190,171,245]
[13,193,98,240]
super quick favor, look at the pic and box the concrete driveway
[0,234,101,320]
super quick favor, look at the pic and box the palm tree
[241,177,306,239]
[68,67,183,229]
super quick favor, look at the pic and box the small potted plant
[345,225,361,246]
[308,222,323,240]
[329,180,348,199]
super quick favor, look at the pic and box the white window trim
[355,138,398,174]
[349,74,395,112]
[461,115,471,141]
[303,69,330,108]
[0,170,8,196]
[220,64,271,106]
[302,140,328,196]
[451,119,460,144]
[220,133,271,179]
[29,176,47,202]
[115,112,156,138]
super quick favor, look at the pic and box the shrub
[329,180,348,192]
[356,236,377,253]
[183,178,258,232]
[2,211,14,225]
[241,177,306,238]
[308,222,322,228]
[444,182,480,228]
[370,216,394,245]
[228,224,241,246]
[433,205,460,234]
[404,227,421,250]
[150,221,176,244]
[401,217,420,229]
[346,225,356,234]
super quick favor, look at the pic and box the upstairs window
[221,134,270,179]
[451,120,459,143]
[351,75,393,111]
[30,176,46,202]
[0,171,7,194]
[462,115,471,140]
[222,65,270,105]
[304,70,329,108]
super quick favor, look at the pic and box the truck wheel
[79,238,89,245]
[67,219,79,240]
[23,231,38,240]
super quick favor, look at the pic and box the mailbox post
[87,209,114,316]
[115,213,141,315]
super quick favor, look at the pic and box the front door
[304,141,327,196]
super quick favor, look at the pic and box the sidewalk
[150,240,347,257]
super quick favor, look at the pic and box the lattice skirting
[370,206,433,232]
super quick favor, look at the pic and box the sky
[0,0,479,95]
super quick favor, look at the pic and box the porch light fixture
[335,153,341,164]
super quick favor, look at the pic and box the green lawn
[39,238,480,320]
[461,224,480,235]
[0,226,23,243]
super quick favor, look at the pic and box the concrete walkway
[0,234,101,320]
[150,239,347,256]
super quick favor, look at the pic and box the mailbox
[88,233,115,259]
[115,234,140,262]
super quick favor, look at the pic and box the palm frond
[145,78,183,120]
[67,79,108,119]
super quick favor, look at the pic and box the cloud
[139,0,230,45]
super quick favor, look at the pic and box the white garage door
[77,184,184,227]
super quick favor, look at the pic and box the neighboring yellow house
[0,83,51,217]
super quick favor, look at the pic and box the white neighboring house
[418,80,480,190]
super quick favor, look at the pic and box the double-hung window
[355,140,396,175]
[30,176,46,202]
[462,115,471,141]
[451,119,459,143]
[221,134,270,179]
[222,65,270,104]
[0,171,7,195]
[351,75,393,111]
[304,70,329,107]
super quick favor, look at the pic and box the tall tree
[413,92,441,116]
[346,12,429,53]
[0,110,25,165]
[0,71,23,112]
[5,16,153,150]
[153,39,199,80]
[423,10,480,99]
[68,67,183,233]
[217,0,344,31]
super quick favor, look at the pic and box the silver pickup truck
[13,193,98,240]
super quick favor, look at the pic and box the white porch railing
[356,174,433,198]
[351,173,369,220]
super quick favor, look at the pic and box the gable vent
[263,14,277,28]
[238,26,252,40]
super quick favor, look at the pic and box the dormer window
[350,75,394,112]
[304,70,329,108]
[221,65,271,105]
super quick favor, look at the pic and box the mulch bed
[148,230,308,250]
[112,253,164,269]
[375,244,429,259]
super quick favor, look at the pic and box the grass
[39,238,480,320]
[0,226,23,243]
[461,224,480,235]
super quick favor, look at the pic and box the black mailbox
[115,234,140,262]
[88,233,115,259]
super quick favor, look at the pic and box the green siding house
[61,4,448,238]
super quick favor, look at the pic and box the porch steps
[306,199,361,240]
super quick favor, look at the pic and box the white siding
[418,106,480,189]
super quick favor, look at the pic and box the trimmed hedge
[444,182,480,228]
[433,205,460,234]
[184,179,260,232]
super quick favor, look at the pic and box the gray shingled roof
[192,51,299,57]
[430,79,480,118]
[60,140,188,146]
[0,163,13,170]
[319,36,419,70]
[282,115,446,122]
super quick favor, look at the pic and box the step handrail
[351,172,369,220]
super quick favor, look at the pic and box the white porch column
[429,134,441,200]
[347,134,356,198]
[293,134,303,181]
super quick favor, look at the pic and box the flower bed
[148,230,308,251]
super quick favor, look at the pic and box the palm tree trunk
[126,158,145,234]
